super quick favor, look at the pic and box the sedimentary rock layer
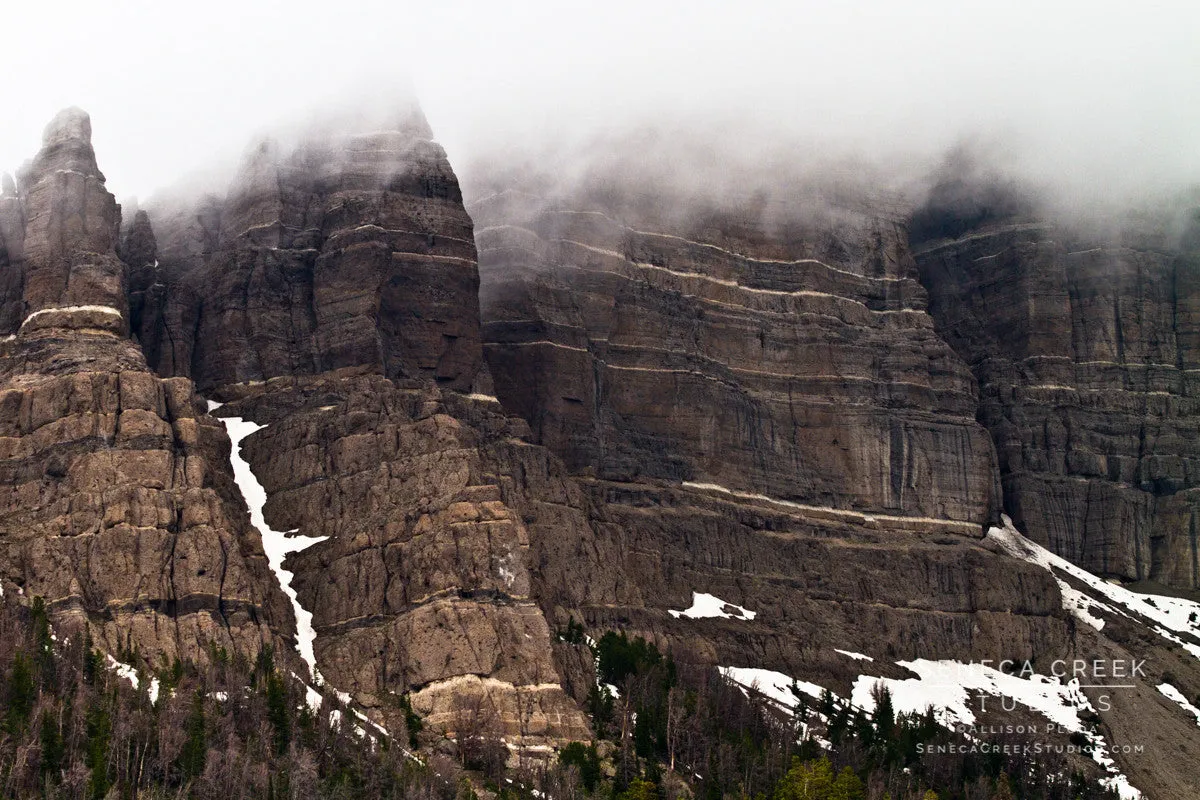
[209,375,592,747]
[915,216,1200,586]
[0,109,293,668]
[141,109,483,393]
[474,190,998,524]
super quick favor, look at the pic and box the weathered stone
[141,107,483,392]
[475,190,998,524]
[0,110,295,673]
[914,209,1200,586]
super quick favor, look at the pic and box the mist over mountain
[2,4,1200,800]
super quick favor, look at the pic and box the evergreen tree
[5,651,36,734]
[266,669,291,755]
[179,691,207,780]
[84,694,112,800]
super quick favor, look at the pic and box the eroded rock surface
[142,109,483,393]
[0,110,293,669]
[474,191,999,524]
[914,201,1200,587]
[208,375,593,748]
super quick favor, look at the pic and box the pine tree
[39,711,63,781]
[179,691,207,780]
[5,651,36,734]
[266,669,291,755]
[84,694,112,799]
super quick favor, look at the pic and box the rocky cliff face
[129,109,590,750]
[140,110,483,393]
[470,182,1066,691]
[913,186,1200,588]
[0,109,293,668]
[475,190,998,524]
[6,105,1200,796]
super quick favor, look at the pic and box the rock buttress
[914,211,1200,587]
[0,109,295,670]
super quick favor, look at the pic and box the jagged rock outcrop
[142,109,483,393]
[0,109,294,668]
[913,192,1200,587]
[10,104,1199,793]
[137,108,590,749]
[12,108,128,336]
[470,181,1073,706]
[208,375,593,747]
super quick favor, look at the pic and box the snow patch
[719,666,828,709]
[852,659,1142,799]
[834,649,873,662]
[219,415,328,675]
[105,655,160,704]
[669,591,756,620]
[1158,683,1200,726]
[990,515,1200,659]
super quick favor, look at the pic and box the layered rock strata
[142,109,483,393]
[474,190,998,524]
[0,109,293,668]
[137,110,589,748]
[470,183,1076,709]
[207,375,592,748]
[914,207,1200,587]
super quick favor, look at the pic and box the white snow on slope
[719,666,835,747]
[719,666,828,709]
[835,649,873,662]
[106,654,161,704]
[1158,683,1200,727]
[670,591,757,620]
[721,660,1138,797]
[213,403,328,675]
[990,515,1200,659]
[851,659,1090,730]
[851,659,1140,799]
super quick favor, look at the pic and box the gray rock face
[467,180,1077,718]
[14,108,128,335]
[142,108,483,393]
[208,375,593,748]
[474,191,998,524]
[914,214,1200,587]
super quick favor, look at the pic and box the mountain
[1,107,1199,798]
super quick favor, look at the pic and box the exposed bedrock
[210,375,593,748]
[914,213,1200,587]
[474,190,999,524]
[4,108,128,336]
[468,182,1080,723]
[0,110,294,670]
[141,108,483,393]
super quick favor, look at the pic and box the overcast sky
[1,0,1197,203]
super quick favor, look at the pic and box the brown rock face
[914,212,1200,586]
[469,181,1071,673]
[136,106,590,748]
[209,376,592,748]
[14,108,128,335]
[142,108,483,393]
[0,111,294,669]
[475,191,998,524]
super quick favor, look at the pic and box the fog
[1,0,1197,211]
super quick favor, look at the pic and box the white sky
[1,0,1197,202]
